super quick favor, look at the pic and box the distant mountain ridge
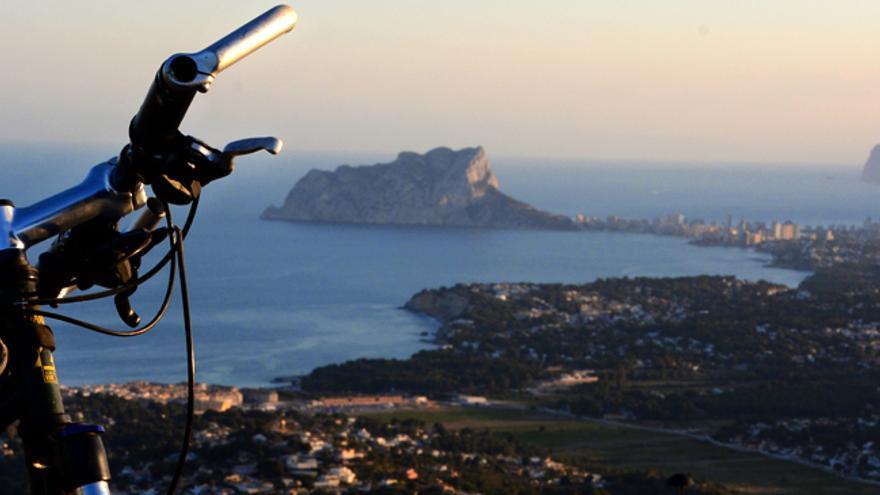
[262,146,577,230]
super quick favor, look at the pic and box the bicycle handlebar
[0,9,297,493]
[6,5,296,249]
[171,5,297,88]
[129,5,296,151]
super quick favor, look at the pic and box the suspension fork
[16,315,72,495]
[21,336,113,494]
[0,222,111,494]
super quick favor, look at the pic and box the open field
[363,406,879,495]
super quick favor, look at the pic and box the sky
[0,1,879,165]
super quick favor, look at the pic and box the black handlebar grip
[128,60,198,152]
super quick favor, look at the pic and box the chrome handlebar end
[160,5,297,93]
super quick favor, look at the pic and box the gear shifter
[147,136,283,205]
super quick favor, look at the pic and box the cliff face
[404,288,470,321]
[262,146,577,230]
[862,145,880,183]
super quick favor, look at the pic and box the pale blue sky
[1,1,879,164]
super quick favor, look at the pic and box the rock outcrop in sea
[262,146,577,230]
[861,144,880,183]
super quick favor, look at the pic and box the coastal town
[15,265,877,494]
[3,224,880,493]
[0,381,728,494]
[577,212,810,246]
[575,212,880,269]
[71,381,458,415]
[4,210,879,493]
[303,265,880,486]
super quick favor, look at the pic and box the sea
[2,144,878,386]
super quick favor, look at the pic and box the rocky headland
[404,287,469,321]
[262,146,577,230]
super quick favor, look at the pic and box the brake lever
[216,136,283,179]
[223,137,283,156]
[114,199,170,327]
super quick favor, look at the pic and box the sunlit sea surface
[3,144,877,385]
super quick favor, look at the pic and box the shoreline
[61,232,809,390]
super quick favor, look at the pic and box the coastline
[55,222,811,388]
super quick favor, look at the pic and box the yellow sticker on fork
[34,348,57,384]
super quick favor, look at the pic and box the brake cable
[166,223,195,495]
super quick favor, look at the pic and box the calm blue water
[2,144,878,386]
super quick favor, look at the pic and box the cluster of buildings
[572,211,880,270]
[265,421,598,493]
[62,390,605,494]
[70,382,448,417]
[485,282,690,328]
[440,282,733,376]
[470,280,880,374]
[767,228,880,269]
[717,416,880,482]
[528,369,599,395]
[432,280,880,484]
[575,212,825,247]
[71,381,278,412]
[306,395,431,412]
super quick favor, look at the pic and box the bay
[3,145,875,386]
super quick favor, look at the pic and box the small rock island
[262,146,576,230]
[861,144,880,183]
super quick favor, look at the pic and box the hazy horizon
[0,138,865,171]
[1,1,879,166]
